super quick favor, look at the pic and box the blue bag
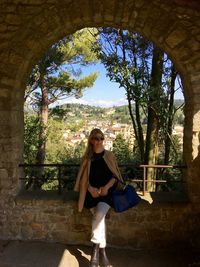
[112,180,141,213]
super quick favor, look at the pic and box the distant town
[64,121,134,150]
[60,103,184,150]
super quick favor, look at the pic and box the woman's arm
[74,158,87,192]
[99,177,116,196]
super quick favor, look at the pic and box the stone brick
[165,27,188,48]
[187,38,200,52]
[93,0,104,23]
[0,169,8,179]
[121,0,135,24]
[5,14,21,25]
[20,224,34,239]
[21,213,35,222]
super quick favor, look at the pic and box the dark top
[84,150,116,209]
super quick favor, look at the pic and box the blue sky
[57,63,184,108]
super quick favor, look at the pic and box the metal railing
[19,163,187,195]
[139,164,186,195]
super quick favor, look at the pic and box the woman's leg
[90,202,110,248]
[90,202,111,266]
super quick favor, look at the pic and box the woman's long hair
[82,128,104,160]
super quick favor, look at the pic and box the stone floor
[0,240,200,267]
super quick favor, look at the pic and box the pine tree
[25,28,98,181]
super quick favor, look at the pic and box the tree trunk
[120,30,145,162]
[135,100,145,162]
[164,64,177,165]
[36,78,49,164]
[145,46,164,191]
[35,77,49,188]
[126,88,139,144]
[133,50,145,162]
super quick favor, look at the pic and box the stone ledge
[15,190,190,205]
[139,191,190,205]
[15,190,79,202]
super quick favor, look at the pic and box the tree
[25,28,99,167]
[112,134,131,164]
[93,28,152,162]
[93,27,183,191]
[163,63,177,165]
[144,45,164,190]
[24,114,41,164]
[45,118,67,163]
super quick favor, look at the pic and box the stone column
[185,73,200,204]
[0,73,24,238]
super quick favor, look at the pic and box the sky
[56,63,184,108]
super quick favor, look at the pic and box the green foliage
[94,28,152,101]
[24,102,184,192]
[158,135,183,165]
[112,134,132,164]
[23,114,40,163]
[111,105,131,123]
[173,106,184,125]
[23,26,185,192]
[25,28,99,170]
[68,120,85,132]
[59,28,99,65]
[49,106,68,120]
[26,28,99,106]
[94,27,184,166]
[23,112,86,191]
[45,118,66,163]
[45,123,86,190]
[42,117,86,164]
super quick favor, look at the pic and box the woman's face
[90,133,104,148]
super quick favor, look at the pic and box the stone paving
[0,240,200,267]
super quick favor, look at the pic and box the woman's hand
[88,185,100,198]
[99,186,109,196]
[99,177,116,196]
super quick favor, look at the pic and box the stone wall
[0,193,199,249]
[0,0,200,248]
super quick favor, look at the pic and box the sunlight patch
[57,249,79,267]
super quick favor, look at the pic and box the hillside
[53,103,131,124]
[53,99,184,125]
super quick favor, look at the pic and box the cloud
[54,97,127,108]
[93,98,127,107]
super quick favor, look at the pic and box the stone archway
[0,0,200,247]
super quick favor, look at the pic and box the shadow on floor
[67,245,90,267]
[0,240,200,267]
[68,245,200,267]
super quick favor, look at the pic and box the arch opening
[1,0,200,248]
[23,26,185,195]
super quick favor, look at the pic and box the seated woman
[74,128,123,267]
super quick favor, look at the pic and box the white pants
[90,202,110,248]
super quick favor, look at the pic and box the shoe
[90,243,99,267]
[99,247,111,267]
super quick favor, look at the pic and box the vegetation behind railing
[19,163,186,195]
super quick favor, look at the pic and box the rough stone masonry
[0,0,200,248]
